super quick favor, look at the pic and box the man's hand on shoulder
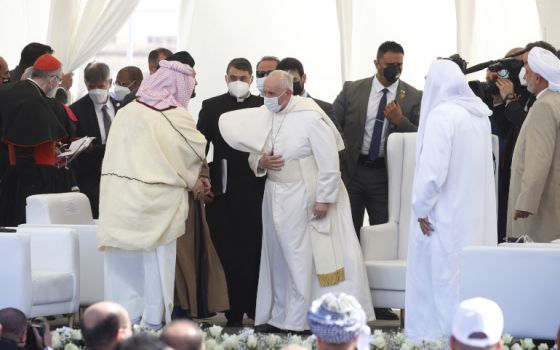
[384,101,404,126]
[258,151,285,171]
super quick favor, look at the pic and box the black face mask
[382,65,401,84]
[293,81,303,96]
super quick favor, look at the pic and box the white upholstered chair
[23,192,103,305]
[460,244,560,340]
[360,133,499,317]
[0,227,79,317]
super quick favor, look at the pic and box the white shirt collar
[373,75,399,95]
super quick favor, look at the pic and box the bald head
[0,56,9,84]
[81,302,132,350]
[160,320,203,350]
[281,345,308,350]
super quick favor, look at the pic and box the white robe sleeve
[248,153,267,177]
[308,114,341,203]
[412,108,454,219]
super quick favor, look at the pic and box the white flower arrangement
[50,325,554,350]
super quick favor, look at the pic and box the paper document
[57,136,95,158]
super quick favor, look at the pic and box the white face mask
[46,87,57,98]
[264,91,286,113]
[89,88,109,104]
[518,67,527,86]
[112,85,131,101]
[256,77,265,95]
[228,80,250,98]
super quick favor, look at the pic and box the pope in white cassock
[98,55,207,329]
[405,60,497,341]
[219,70,374,331]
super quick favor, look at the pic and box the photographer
[483,41,558,242]
[0,308,51,350]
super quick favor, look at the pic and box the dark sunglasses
[256,70,273,78]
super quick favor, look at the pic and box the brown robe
[174,164,229,317]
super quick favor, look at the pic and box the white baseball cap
[452,297,504,348]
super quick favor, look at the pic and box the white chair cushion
[365,259,406,290]
[26,193,94,225]
[31,272,74,305]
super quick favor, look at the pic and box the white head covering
[452,297,504,348]
[417,59,492,161]
[307,293,370,350]
[528,46,560,92]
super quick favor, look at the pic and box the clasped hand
[258,151,285,170]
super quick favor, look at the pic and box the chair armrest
[360,221,399,261]
[17,227,79,274]
[0,233,32,313]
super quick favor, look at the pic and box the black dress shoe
[288,329,312,336]
[374,308,400,320]
[254,324,284,333]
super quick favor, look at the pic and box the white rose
[208,325,223,338]
[246,334,258,348]
[288,335,302,345]
[503,334,514,345]
[64,343,79,350]
[504,346,510,350]
[266,334,281,347]
[373,329,384,337]
[400,340,415,350]
[521,338,535,350]
[205,339,218,350]
[373,335,386,349]
[512,343,523,350]
[51,334,62,350]
[538,344,549,350]
[70,330,82,341]
[222,335,239,350]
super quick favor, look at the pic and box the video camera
[446,50,527,101]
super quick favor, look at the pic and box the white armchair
[23,192,103,305]
[460,245,560,340]
[360,133,417,311]
[0,227,79,318]
[360,133,499,314]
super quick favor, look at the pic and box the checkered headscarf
[307,293,370,350]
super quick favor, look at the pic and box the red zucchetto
[33,54,61,71]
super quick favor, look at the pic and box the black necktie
[102,105,112,140]
[368,88,388,160]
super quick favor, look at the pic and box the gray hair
[31,67,62,80]
[84,62,110,83]
[268,70,293,92]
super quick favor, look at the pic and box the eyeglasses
[256,70,273,78]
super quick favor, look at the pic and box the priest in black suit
[196,57,265,326]
[70,62,120,218]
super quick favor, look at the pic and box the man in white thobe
[99,53,208,329]
[405,60,497,342]
[219,70,374,332]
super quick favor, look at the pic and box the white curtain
[177,0,195,51]
[47,0,140,72]
[336,0,353,82]
[535,0,560,48]
[455,0,541,81]
[0,0,50,68]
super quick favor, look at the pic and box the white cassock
[98,101,206,327]
[220,96,374,331]
[405,60,496,342]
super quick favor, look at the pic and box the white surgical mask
[112,85,131,101]
[228,81,250,99]
[256,77,265,95]
[264,91,286,113]
[46,87,57,98]
[88,88,109,105]
[518,67,527,86]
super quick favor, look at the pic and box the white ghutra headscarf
[416,59,492,161]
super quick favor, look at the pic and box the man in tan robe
[507,47,560,242]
